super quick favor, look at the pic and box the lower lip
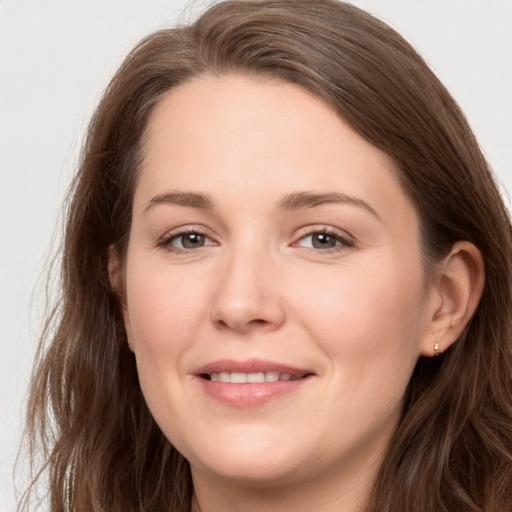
[198,377,310,407]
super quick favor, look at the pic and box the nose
[210,244,286,333]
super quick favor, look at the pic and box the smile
[196,359,314,407]
[206,371,306,383]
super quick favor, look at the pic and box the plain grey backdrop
[1,0,511,509]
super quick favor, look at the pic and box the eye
[303,232,339,249]
[159,229,216,251]
[174,232,207,249]
[295,229,354,251]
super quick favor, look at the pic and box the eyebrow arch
[279,191,381,219]
[144,192,214,213]
[143,190,380,220]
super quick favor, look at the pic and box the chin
[196,454,305,486]
[184,425,312,484]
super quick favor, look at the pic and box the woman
[22,1,512,511]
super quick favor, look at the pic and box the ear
[108,245,135,352]
[108,245,125,298]
[419,241,485,357]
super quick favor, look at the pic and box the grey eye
[173,232,206,249]
[310,233,339,249]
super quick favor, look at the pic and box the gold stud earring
[433,341,441,357]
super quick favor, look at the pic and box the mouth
[196,359,314,382]
[195,359,314,406]
[201,371,310,383]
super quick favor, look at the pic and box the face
[118,75,436,489]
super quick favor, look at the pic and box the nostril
[214,319,229,329]
[213,317,268,330]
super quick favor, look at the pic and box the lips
[196,359,312,381]
[208,371,305,383]
[195,359,314,407]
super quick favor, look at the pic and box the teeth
[230,372,247,383]
[209,372,303,383]
[247,372,265,383]
[265,371,279,382]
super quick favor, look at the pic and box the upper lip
[195,358,313,376]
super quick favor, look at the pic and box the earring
[433,341,441,357]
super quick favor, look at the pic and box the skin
[109,75,484,512]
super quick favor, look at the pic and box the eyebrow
[143,192,214,214]
[278,191,381,219]
[143,190,380,220]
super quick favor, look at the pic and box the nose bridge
[210,232,285,332]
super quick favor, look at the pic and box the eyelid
[292,225,356,251]
[155,224,355,254]
[157,225,218,252]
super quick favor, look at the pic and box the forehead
[135,74,414,227]
[141,73,392,170]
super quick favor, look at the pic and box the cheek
[273,256,430,459]
[291,256,427,373]
[123,254,212,393]
[122,256,212,438]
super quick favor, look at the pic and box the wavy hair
[21,1,512,511]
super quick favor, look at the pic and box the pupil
[313,233,335,249]
[183,233,204,248]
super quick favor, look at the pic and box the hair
[21,1,512,511]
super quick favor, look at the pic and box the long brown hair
[21,1,512,510]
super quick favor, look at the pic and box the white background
[1,0,511,509]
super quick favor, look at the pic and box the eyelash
[157,228,217,253]
[293,227,355,253]
[157,226,355,254]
